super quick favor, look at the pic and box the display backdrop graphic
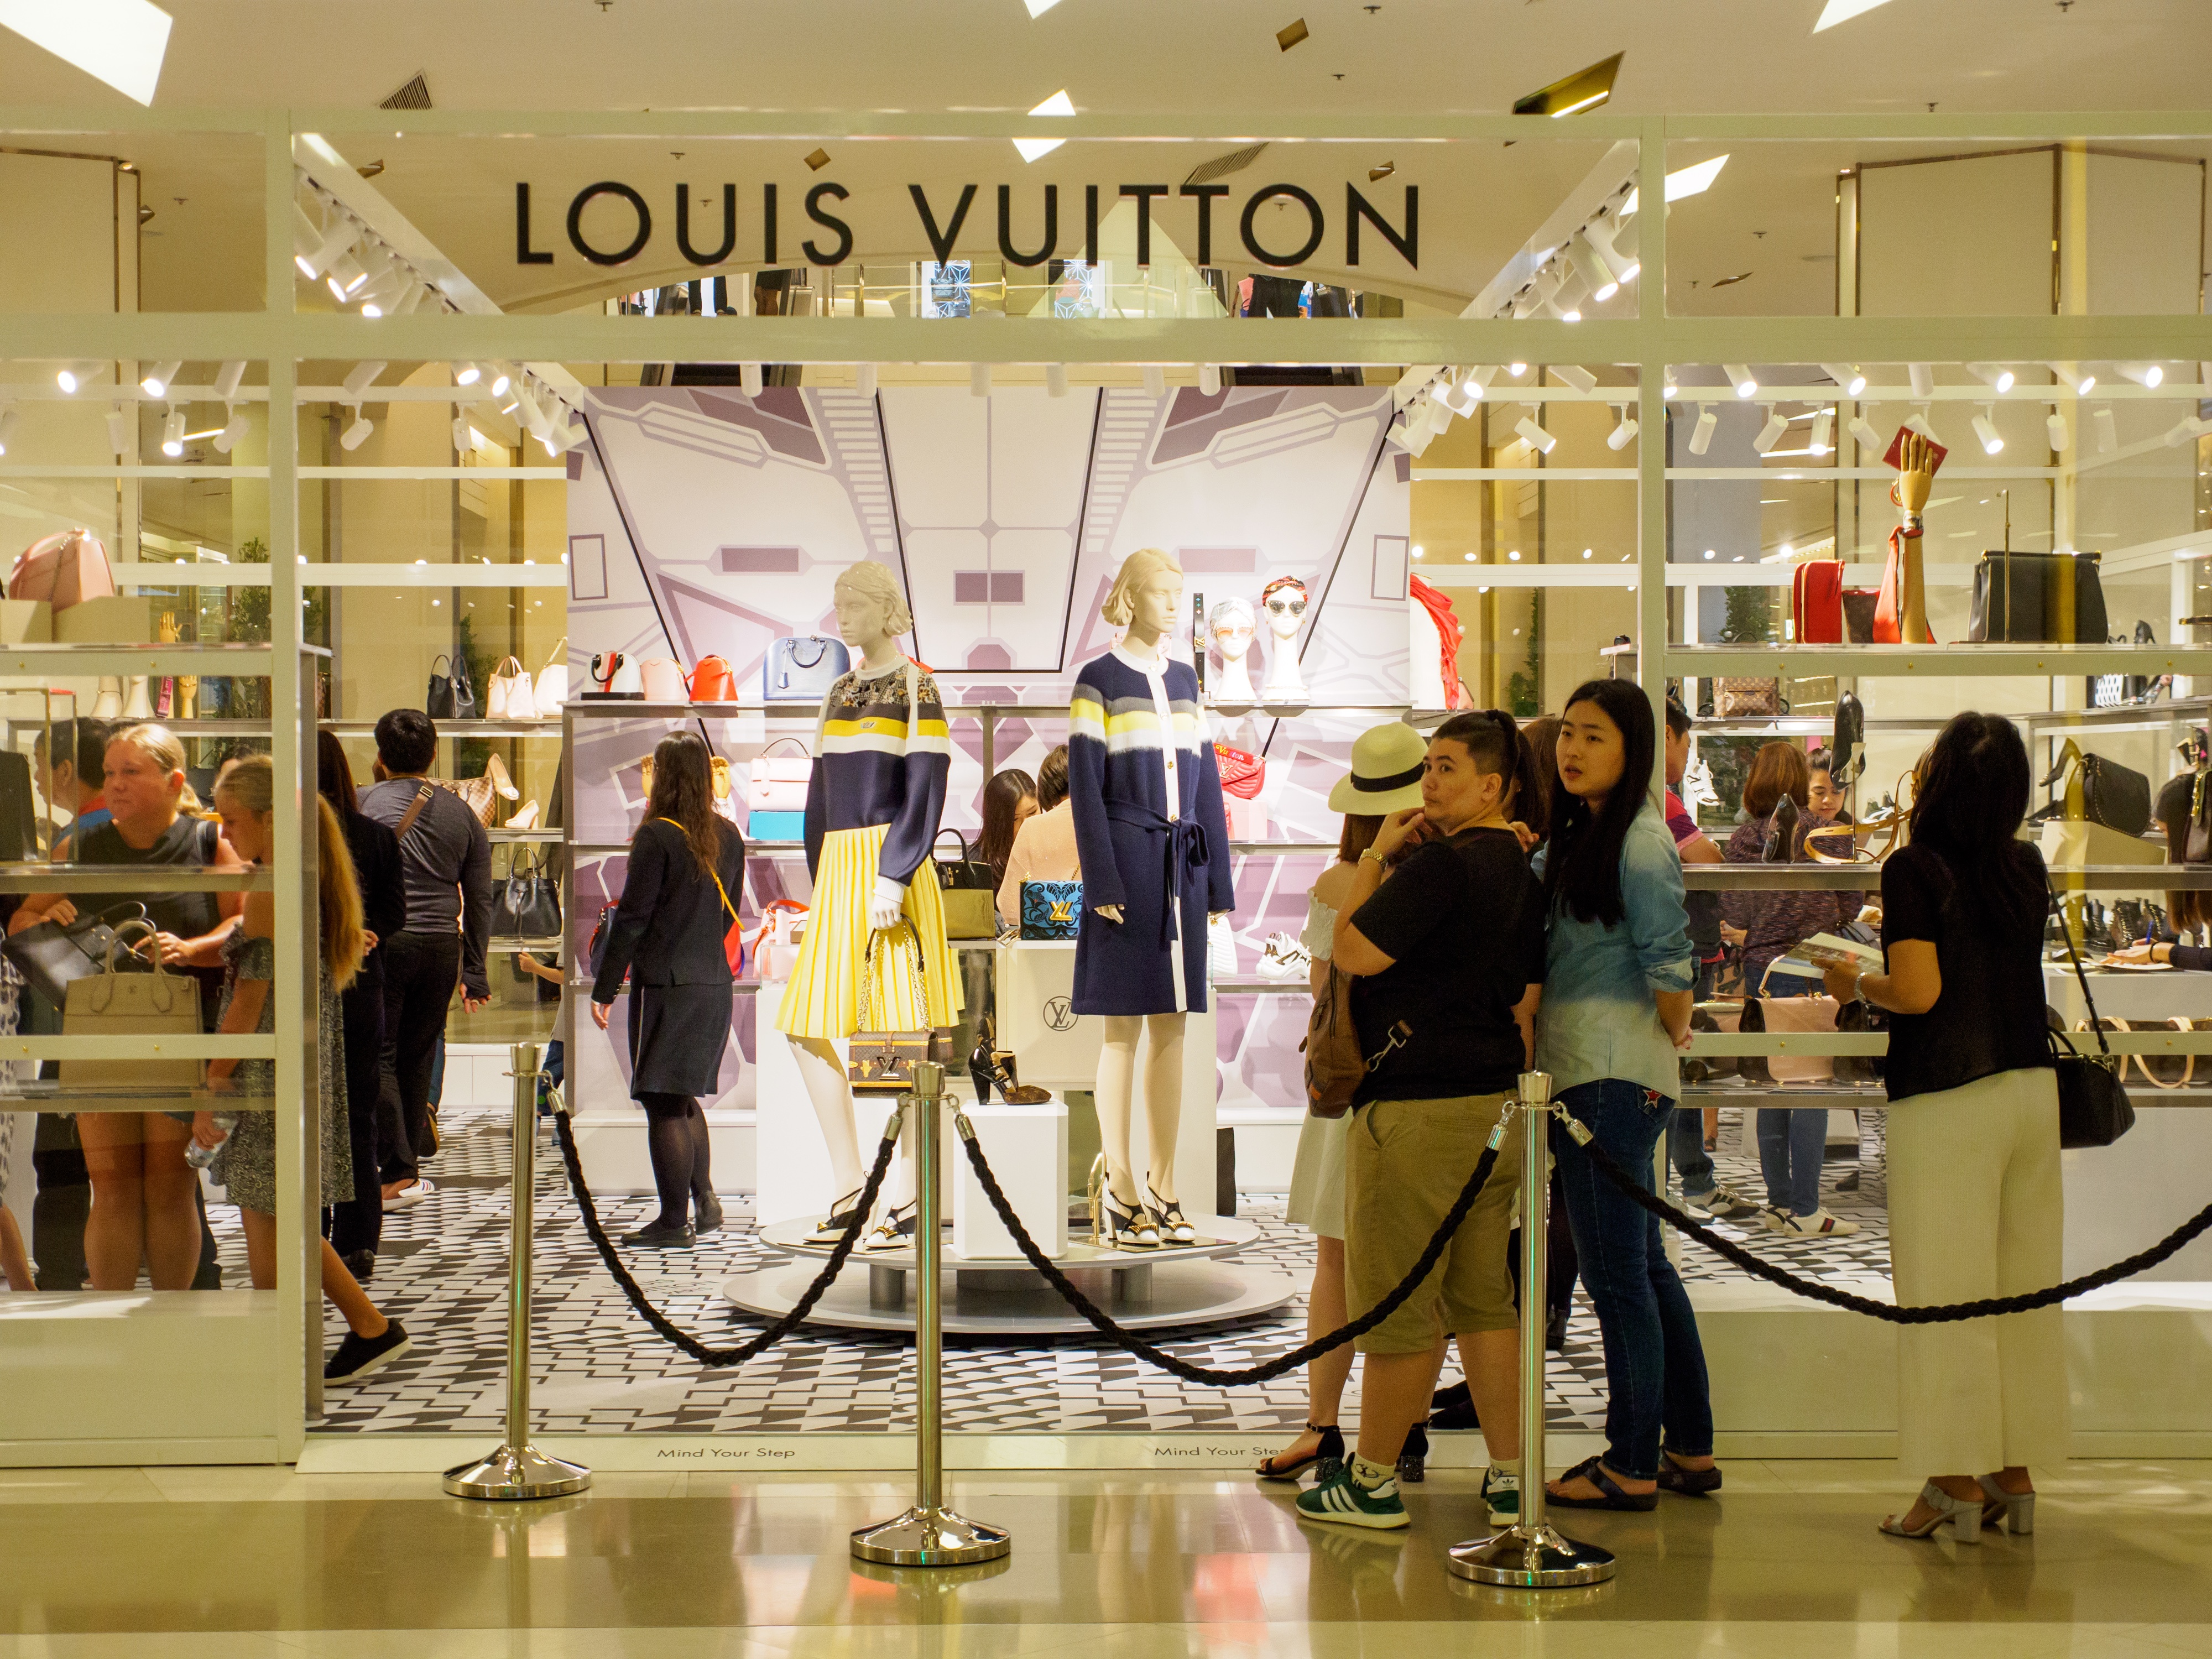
[566,385,1408,1110]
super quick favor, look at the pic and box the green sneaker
[1482,1463,1520,1526]
[1296,1466,1408,1531]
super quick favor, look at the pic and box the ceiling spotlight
[1566,231,1623,302]
[1046,363,1070,398]
[1142,365,1166,398]
[140,359,181,398]
[487,364,514,398]
[339,404,373,452]
[1906,407,1939,441]
[1724,363,1756,398]
[213,404,248,454]
[1550,268,1590,322]
[212,360,247,402]
[2115,361,2165,389]
[542,421,582,458]
[356,265,407,316]
[855,362,879,399]
[1199,364,1222,396]
[1428,394,1455,436]
[1508,362,1528,378]
[1968,363,2016,395]
[1606,406,1639,450]
[1908,362,1934,399]
[1552,363,1597,394]
[1688,406,1719,455]
[1751,405,1789,455]
[971,362,992,398]
[1580,219,1638,289]
[2046,409,2069,451]
[453,362,483,387]
[1436,373,1480,419]
[512,382,548,437]
[291,202,324,274]
[2093,404,2119,453]
[324,252,369,301]
[1972,404,2004,455]
[160,405,185,456]
[2049,362,2097,396]
[1848,415,1882,449]
[299,217,361,281]
[740,362,763,397]
[452,414,470,453]
[2163,415,2211,448]
[1514,416,1557,455]
[1809,408,1833,455]
[341,360,386,400]
[1820,362,1866,397]
[56,361,103,394]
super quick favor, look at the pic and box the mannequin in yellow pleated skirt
[777,821,964,1248]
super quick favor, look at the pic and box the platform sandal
[968,1040,1051,1104]
[1255,1423,1344,1483]
[1656,1450,1723,1496]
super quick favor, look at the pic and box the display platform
[723,1213,1295,1335]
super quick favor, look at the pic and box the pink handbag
[9,529,115,611]
[747,738,812,813]
[637,657,688,702]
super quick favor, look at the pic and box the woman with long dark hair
[1535,680,1718,1512]
[590,732,747,1248]
[1820,713,2062,1542]
[975,766,1037,895]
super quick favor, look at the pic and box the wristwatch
[1359,848,1387,869]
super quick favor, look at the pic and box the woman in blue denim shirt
[1533,680,1720,1509]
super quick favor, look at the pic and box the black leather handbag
[495,848,562,940]
[427,653,478,721]
[1968,551,2108,644]
[2,902,151,1009]
[2046,877,2135,1149]
[2043,740,2152,837]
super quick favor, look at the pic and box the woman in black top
[591,732,747,1249]
[1821,713,2062,1544]
[319,730,406,1275]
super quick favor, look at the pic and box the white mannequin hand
[869,876,907,932]
[1095,904,1125,924]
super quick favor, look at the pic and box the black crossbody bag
[2045,877,2135,1149]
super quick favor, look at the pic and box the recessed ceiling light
[1029,90,1076,117]
[1812,0,1895,32]
[0,0,174,106]
[1014,138,1065,163]
[1022,0,1065,14]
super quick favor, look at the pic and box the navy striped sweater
[802,660,952,888]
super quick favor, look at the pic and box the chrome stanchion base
[1447,1524,1616,1589]
[850,1505,1014,1568]
[442,1443,593,1501]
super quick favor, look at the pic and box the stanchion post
[1448,1070,1615,1589]
[852,1061,1011,1567]
[444,1042,593,1501]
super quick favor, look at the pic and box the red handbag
[1214,743,1265,801]
[690,654,738,702]
[1791,560,1844,645]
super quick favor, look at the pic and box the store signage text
[517,179,1418,271]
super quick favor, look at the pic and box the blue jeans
[1552,1079,1715,1480]
[1757,1107,1827,1216]
[1668,1107,1714,1198]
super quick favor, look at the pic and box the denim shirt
[1533,801,1696,1101]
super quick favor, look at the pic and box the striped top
[802,659,952,888]
[1067,644,1235,914]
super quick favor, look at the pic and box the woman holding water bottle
[190,755,412,1381]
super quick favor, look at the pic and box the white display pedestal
[995,940,1218,1223]
[953,1098,1070,1260]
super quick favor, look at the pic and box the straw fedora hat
[1327,722,1428,816]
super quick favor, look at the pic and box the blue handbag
[1019,880,1083,941]
[764,635,850,702]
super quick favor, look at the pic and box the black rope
[957,1124,1502,1386]
[1572,1124,2212,1324]
[549,1108,900,1368]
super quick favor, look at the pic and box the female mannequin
[1260,576,1311,701]
[1207,596,1259,705]
[1068,549,1237,1248]
[775,560,962,1250]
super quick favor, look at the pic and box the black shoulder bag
[2046,876,2136,1148]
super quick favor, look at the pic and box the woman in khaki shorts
[1295,710,1550,1533]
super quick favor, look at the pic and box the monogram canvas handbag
[847,921,932,1092]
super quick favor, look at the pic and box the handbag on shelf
[846,921,932,1092]
[764,635,850,702]
[749,898,808,980]
[1841,587,1881,644]
[494,847,562,941]
[587,650,643,699]
[1735,963,1840,1086]
[1791,560,1845,645]
[8,528,115,612]
[434,773,499,827]
[1213,743,1265,801]
[1968,550,2109,645]
[426,653,477,721]
[532,636,570,717]
[2046,875,2136,1149]
[61,921,204,1093]
[931,828,998,940]
[486,656,533,721]
[690,654,739,703]
[1714,678,1784,718]
[2043,739,2151,837]
[1019,879,1083,941]
[747,738,813,815]
[637,657,688,703]
[2,902,151,1011]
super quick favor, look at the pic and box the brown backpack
[1303,963,1400,1119]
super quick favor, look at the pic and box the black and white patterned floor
[247,1104,1893,1439]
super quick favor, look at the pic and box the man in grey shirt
[360,708,492,1205]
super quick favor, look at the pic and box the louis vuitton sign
[518,180,1418,271]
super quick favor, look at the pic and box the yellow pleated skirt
[776,823,965,1040]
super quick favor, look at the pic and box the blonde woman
[191,756,411,1381]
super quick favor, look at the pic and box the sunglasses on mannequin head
[1264,592,1307,618]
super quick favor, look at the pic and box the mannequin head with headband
[1102,547,1185,648]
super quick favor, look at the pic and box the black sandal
[1656,1451,1723,1496]
[1255,1423,1344,1483]
[1547,1454,1658,1511]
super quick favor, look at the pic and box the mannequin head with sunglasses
[1259,576,1310,700]
[1208,595,1258,703]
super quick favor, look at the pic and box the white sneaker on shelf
[1257,933,1312,980]
[1760,1204,1860,1237]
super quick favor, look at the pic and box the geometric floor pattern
[276,1102,1895,1439]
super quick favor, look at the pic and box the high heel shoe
[1256,1423,1344,1483]
[1977,1474,2036,1535]
[1088,1155,1159,1250]
[968,1039,1050,1104]
[807,1188,868,1243]
[505,799,540,832]
[486,753,520,801]
[1145,1183,1195,1245]
[1878,1481,1983,1543]
[862,1200,919,1253]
